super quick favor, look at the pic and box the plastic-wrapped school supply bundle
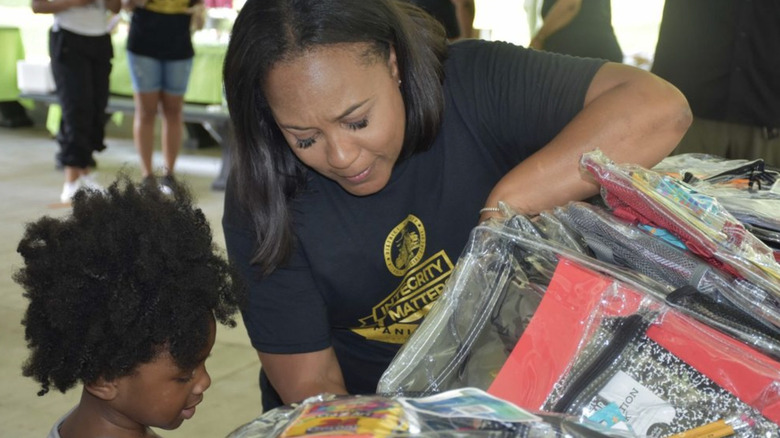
[489,258,780,437]
[580,150,780,330]
[226,387,636,438]
[378,211,669,399]
[651,154,780,259]
[552,202,780,358]
[378,214,780,437]
[651,154,777,188]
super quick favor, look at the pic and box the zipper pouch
[488,258,780,437]
[552,201,780,353]
[580,150,780,314]
[379,212,682,399]
[377,215,652,398]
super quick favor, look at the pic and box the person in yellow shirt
[123,0,202,193]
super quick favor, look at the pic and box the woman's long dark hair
[223,0,448,274]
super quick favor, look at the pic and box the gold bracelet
[480,207,500,215]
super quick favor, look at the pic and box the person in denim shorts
[123,0,201,193]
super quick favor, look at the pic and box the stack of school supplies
[553,202,780,359]
[379,215,780,436]
[379,150,780,437]
[651,154,780,263]
[489,258,780,437]
[226,387,634,437]
[581,150,780,330]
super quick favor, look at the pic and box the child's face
[112,316,217,431]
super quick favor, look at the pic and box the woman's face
[265,43,406,196]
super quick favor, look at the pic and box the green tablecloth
[0,26,25,101]
[110,33,227,105]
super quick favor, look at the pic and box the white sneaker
[158,184,174,196]
[158,174,176,196]
[60,180,81,203]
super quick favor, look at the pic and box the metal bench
[19,92,232,191]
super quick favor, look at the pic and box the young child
[15,177,245,438]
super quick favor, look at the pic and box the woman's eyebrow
[280,99,371,131]
[331,99,370,122]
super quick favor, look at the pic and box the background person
[122,0,202,193]
[222,0,690,411]
[31,0,120,203]
[16,177,245,438]
[529,0,623,63]
[651,0,780,168]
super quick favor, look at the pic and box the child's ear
[84,377,119,401]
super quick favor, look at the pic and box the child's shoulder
[46,407,74,438]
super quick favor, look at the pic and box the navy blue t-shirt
[223,39,604,409]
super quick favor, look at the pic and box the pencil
[667,419,730,438]
[668,415,754,438]
[698,425,738,438]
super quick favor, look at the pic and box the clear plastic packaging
[378,211,780,436]
[226,388,639,438]
[378,216,669,399]
[553,202,780,357]
[580,150,780,329]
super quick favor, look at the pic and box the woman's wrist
[478,202,504,223]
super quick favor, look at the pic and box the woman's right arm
[258,347,348,405]
[222,183,345,406]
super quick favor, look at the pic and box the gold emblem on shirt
[383,214,426,277]
[352,216,453,344]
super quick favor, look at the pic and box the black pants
[49,28,112,168]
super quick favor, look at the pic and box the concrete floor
[0,122,263,437]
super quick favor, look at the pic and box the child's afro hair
[15,176,246,396]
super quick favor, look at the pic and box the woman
[31,0,120,203]
[530,0,623,63]
[222,0,690,411]
[123,0,201,192]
